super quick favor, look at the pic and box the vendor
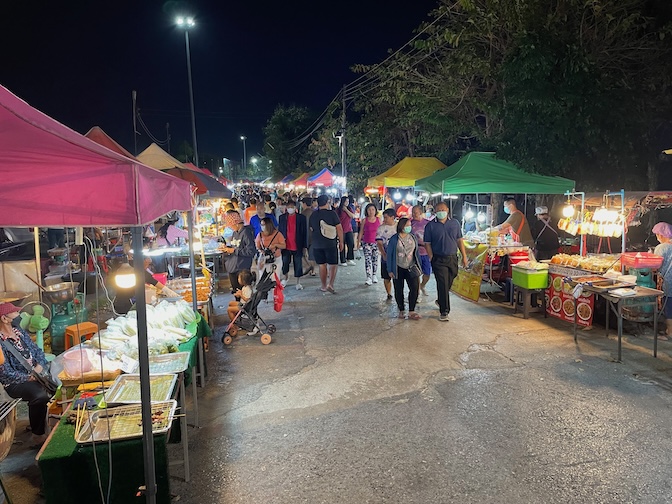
[653,222,672,337]
[531,206,560,260]
[155,218,188,247]
[113,255,180,314]
[497,198,534,247]
[0,302,50,448]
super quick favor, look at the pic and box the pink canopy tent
[0,86,193,227]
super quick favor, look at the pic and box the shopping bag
[273,273,284,312]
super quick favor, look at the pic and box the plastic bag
[273,273,284,312]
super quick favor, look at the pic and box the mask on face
[425,212,432,219]
[436,211,448,220]
[503,206,511,215]
[403,226,412,233]
[287,208,296,215]
[11,316,21,329]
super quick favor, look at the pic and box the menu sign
[545,273,594,326]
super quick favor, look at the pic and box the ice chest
[512,267,548,289]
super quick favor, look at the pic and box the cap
[225,211,243,228]
[0,302,20,318]
[653,222,672,239]
[317,195,329,207]
[535,206,548,215]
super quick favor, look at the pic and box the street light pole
[240,136,247,173]
[177,16,199,167]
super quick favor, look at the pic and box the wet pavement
[4,261,672,503]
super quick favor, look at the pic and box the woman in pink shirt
[337,196,356,266]
[358,203,381,286]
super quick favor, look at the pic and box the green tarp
[415,152,575,195]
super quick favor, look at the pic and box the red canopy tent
[292,172,310,188]
[0,87,193,226]
[307,168,334,187]
[84,126,136,159]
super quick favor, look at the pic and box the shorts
[313,247,339,265]
[380,261,391,280]
[664,296,672,319]
[419,255,432,276]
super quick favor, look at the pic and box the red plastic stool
[64,322,99,350]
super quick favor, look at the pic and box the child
[228,270,253,322]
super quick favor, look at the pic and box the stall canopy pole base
[132,226,158,504]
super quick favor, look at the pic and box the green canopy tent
[415,152,575,195]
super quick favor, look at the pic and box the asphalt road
[4,260,672,503]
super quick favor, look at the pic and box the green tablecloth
[38,316,210,503]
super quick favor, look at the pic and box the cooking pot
[43,282,79,304]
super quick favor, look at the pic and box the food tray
[148,352,191,374]
[75,400,177,444]
[621,252,663,270]
[567,277,635,292]
[105,373,177,405]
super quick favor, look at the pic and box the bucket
[509,250,531,265]
[152,273,168,285]
[62,348,92,377]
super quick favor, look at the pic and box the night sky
[3,0,439,170]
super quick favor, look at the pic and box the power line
[137,112,170,146]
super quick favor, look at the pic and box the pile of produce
[166,277,213,303]
[88,300,197,358]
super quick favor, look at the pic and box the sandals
[326,286,337,294]
[398,312,406,319]
[408,312,422,320]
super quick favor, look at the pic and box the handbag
[319,220,337,240]
[0,337,59,396]
[409,262,423,279]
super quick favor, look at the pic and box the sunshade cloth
[368,157,447,188]
[84,126,136,159]
[0,85,193,227]
[308,168,334,186]
[137,144,231,198]
[415,152,575,195]
[293,172,310,187]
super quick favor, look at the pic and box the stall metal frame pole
[605,189,626,270]
[564,191,586,256]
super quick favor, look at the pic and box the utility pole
[132,90,138,156]
[340,85,347,182]
[166,123,171,154]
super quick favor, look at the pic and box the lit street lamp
[176,16,199,167]
[240,136,247,171]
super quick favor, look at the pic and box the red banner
[545,273,594,327]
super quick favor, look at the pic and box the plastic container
[62,348,92,377]
[509,250,532,265]
[621,252,663,270]
[512,266,549,289]
[152,273,168,285]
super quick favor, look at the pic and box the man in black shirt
[309,195,343,294]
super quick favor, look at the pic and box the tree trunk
[647,159,658,191]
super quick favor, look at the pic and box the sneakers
[372,276,379,284]
[281,279,288,287]
[340,262,348,267]
[347,260,356,265]
[296,283,304,290]
[247,327,260,335]
[365,278,373,286]
[439,313,450,322]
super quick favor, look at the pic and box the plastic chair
[64,322,99,350]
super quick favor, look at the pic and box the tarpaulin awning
[368,157,447,188]
[293,172,310,187]
[308,168,334,186]
[84,126,136,159]
[137,144,231,198]
[279,174,295,184]
[415,152,575,195]
[0,85,193,227]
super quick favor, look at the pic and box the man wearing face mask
[423,202,468,321]
[498,198,534,247]
[250,201,278,237]
[278,200,308,290]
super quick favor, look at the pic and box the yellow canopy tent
[367,157,447,188]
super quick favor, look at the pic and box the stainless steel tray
[148,352,191,374]
[105,373,177,405]
[75,400,177,444]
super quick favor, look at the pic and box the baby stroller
[222,268,278,346]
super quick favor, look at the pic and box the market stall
[0,84,195,503]
[368,157,447,209]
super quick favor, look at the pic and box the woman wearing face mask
[255,217,286,276]
[386,218,423,320]
[0,302,51,448]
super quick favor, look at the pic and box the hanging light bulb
[465,209,475,219]
[477,212,486,223]
[393,191,402,201]
[562,205,575,218]
[115,263,137,288]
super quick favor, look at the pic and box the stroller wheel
[222,335,233,345]
[267,324,276,334]
[260,333,272,345]
[229,324,239,337]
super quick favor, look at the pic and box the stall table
[571,285,664,362]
